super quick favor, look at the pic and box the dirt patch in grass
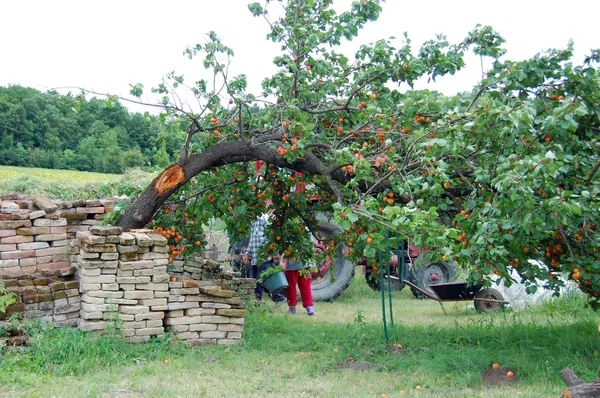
[337,361,376,372]
[481,368,518,386]
[385,345,408,354]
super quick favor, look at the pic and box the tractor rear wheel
[309,217,355,302]
[410,256,457,299]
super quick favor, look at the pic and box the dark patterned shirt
[245,215,270,266]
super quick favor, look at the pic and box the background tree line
[0,85,185,174]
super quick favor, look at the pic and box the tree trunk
[116,139,346,230]
[560,368,600,398]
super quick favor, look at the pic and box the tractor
[228,215,457,302]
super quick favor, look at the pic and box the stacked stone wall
[1,194,248,344]
[0,194,122,323]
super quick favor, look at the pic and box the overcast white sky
[1,0,598,112]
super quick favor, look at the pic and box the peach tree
[114,0,600,308]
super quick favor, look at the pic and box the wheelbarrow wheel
[474,288,505,313]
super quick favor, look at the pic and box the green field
[0,166,154,200]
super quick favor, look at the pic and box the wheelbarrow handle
[401,279,442,301]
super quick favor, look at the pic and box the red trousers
[284,269,313,307]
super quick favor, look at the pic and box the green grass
[0,166,155,200]
[1,273,599,397]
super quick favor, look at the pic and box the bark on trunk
[560,368,600,398]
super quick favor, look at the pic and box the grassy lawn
[0,166,154,200]
[2,272,599,397]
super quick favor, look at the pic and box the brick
[79,320,110,331]
[174,332,199,340]
[101,267,117,275]
[80,251,100,259]
[33,218,67,227]
[186,308,216,316]
[139,298,167,306]
[199,331,227,339]
[86,290,123,298]
[170,288,200,295]
[135,283,168,291]
[102,283,119,291]
[1,250,35,260]
[0,219,31,229]
[1,235,34,244]
[229,317,245,325]
[202,315,231,324]
[81,294,105,304]
[118,233,136,246]
[79,243,117,254]
[76,231,105,245]
[167,324,189,333]
[50,227,67,234]
[130,233,153,247]
[51,239,68,247]
[0,230,16,238]
[226,332,243,339]
[123,290,154,299]
[201,303,231,309]
[117,276,151,284]
[19,257,36,266]
[151,244,169,253]
[119,260,154,270]
[0,244,17,252]
[199,288,236,298]
[81,302,117,313]
[146,319,163,328]
[76,207,105,214]
[100,252,118,260]
[135,312,164,321]
[146,233,168,246]
[79,259,118,269]
[0,259,20,267]
[35,247,65,257]
[164,316,202,326]
[79,267,101,276]
[167,302,199,310]
[16,227,50,236]
[105,235,119,243]
[18,242,49,250]
[35,233,67,242]
[138,252,168,260]
[119,305,150,315]
[217,308,248,318]
[80,275,116,284]
[218,324,244,332]
[28,210,46,219]
[152,275,170,283]
[105,298,137,305]
[189,323,218,332]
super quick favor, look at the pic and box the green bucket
[263,271,289,295]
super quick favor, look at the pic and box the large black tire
[228,238,250,278]
[474,288,505,313]
[309,217,356,302]
[364,264,406,292]
[410,255,457,299]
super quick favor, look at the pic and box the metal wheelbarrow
[402,279,508,313]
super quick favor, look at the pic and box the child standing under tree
[281,257,314,315]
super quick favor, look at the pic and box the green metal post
[379,250,388,341]
[386,231,394,328]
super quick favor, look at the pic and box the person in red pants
[281,257,314,315]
